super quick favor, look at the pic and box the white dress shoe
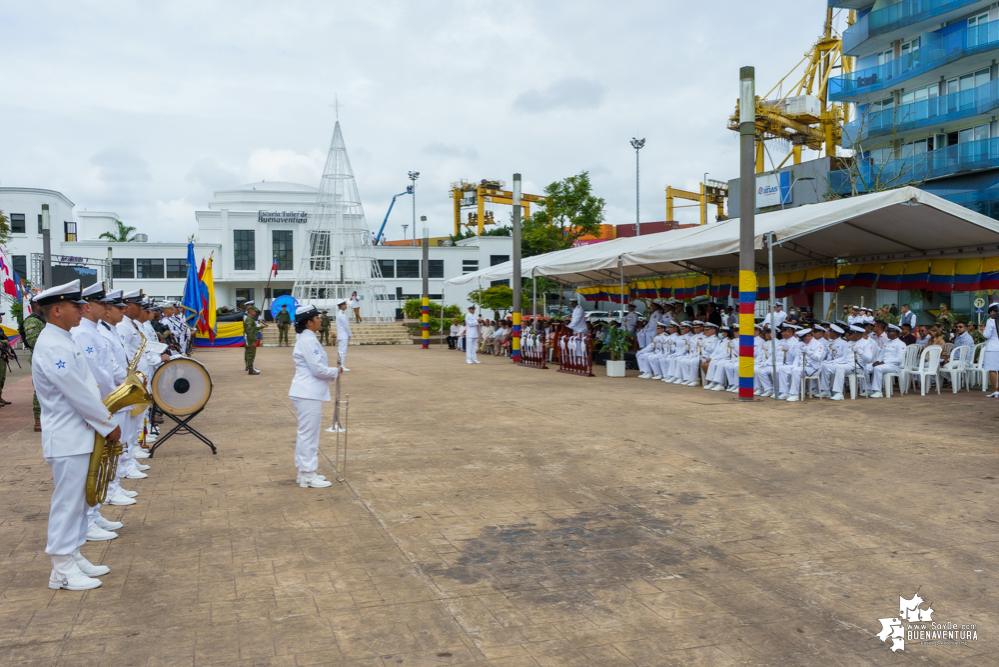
[119,489,138,498]
[868,391,884,398]
[325,423,346,433]
[830,393,844,401]
[466,360,473,364]
[107,492,137,506]
[727,386,737,392]
[988,391,999,398]
[73,550,110,577]
[296,472,328,485]
[652,375,662,380]
[342,367,350,372]
[638,373,650,379]
[820,391,832,398]
[49,555,101,591]
[785,395,800,402]
[299,472,333,489]
[711,385,725,391]
[124,470,147,479]
[133,448,151,459]
[672,378,684,384]
[473,361,481,364]
[753,388,762,396]
[761,390,773,398]
[86,524,117,541]
[95,516,123,531]
[777,393,789,400]
[135,463,150,471]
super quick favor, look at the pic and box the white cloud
[246,148,326,186]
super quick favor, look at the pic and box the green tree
[99,219,138,242]
[522,171,605,257]
[0,209,10,245]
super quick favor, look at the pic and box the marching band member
[636,303,662,349]
[288,306,340,489]
[336,299,353,371]
[31,280,122,591]
[464,305,481,364]
[867,324,906,398]
[70,282,127,540]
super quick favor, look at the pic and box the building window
[38,214,45,233]
[9,213,25,234]
[429,259,444,278]
[490,254,509,266]
[273,230,293,270]
[112,258,135,279]
[64,221,77,242]
[234,230,255,270]
[236,288,254,309]
[166,258,186,278]
[12,255,26,278]
[377,259,394,278]
[396,259,419,278]
[490,280,509,287]
[137,259,164,279]
[272,288,292,298]
[462,259,478,274]
[309,231,330,270]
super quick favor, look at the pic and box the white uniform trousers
[290,397,323,473]
[755,363,775,392]
[773,364,797,395]
[830,363,864,394]
[648,353,669,377]
[465,336,478,363]
[870,364,901,391]
[636,350,655,373]
[678,355,701,382]
[45,453,91,555]
[722,360,740,388]
[636,331,650,349]
[705,358,725,384]
[666,354,687,379]
[337,338,349,367]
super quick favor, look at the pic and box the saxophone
[86,330,153,507]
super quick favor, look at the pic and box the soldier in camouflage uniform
[935,303,956,337]
[875,304,898,326]
[320,310,331,346]
[22,312,46,431]
[243,302,264,375]
[276,305,291,346]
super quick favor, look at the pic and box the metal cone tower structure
[293,120,389,320]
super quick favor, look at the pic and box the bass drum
[152,358,213,415]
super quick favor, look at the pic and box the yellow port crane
[728,8,854,173]
[450,179,546,236]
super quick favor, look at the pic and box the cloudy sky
[1,0,844,241]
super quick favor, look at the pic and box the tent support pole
[769,233,779,401]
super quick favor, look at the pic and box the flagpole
[264,254,276,321]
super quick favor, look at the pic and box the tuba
[86,330,153,506]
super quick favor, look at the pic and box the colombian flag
[852,263,881,288]
[928,259,956,293]
[784,271,805,296]
[982,256,999,290]
[773,273,789,299]
[837,264,858,288]
[606,285,629,304]
[691,275,709,298]
[757,273,770,301]
[877,262,904,291]
[657,278,673,299]
[900,260,930,290]
[954,258,983,291]
[804,266,832,294]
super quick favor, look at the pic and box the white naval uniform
[464,312,480,362]
[32,325,117,556]
[622,311,639,334]
[336,309,352,366]
[984,317,999,372]
[98,319,130,498]
[870,338,906,392]
[568,306,587,335]
[828,339,875,394]
[288,329,340,474]
[650,333,678,378]
[637,311,661,348]
[780,337,826,397]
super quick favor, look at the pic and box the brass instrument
[86,330,152,507]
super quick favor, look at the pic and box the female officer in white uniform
[289,306,341,488]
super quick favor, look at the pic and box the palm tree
[99,220,138,242]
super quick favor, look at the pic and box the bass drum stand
[148,357,217,457]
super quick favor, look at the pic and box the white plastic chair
[912,346,943,396]
[800,369,823,400]
[882,344,922,398]
[967,343,987,391]
[939,345,971,393]
[944,342,954,357]
[845,369,870,399]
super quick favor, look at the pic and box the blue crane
[374,186,413,244]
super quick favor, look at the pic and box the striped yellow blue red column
[511,312,521,362]
[738,270,756,400]
[421,297,429,349]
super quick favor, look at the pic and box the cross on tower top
[330,95,344,120]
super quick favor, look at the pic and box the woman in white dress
[289,306,341,488]
[984,303,999,398]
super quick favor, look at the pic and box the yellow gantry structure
[665,181,729,226]
[727,8,855,173]
[450,179,546,235]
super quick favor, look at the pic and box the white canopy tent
[444,187,999,288]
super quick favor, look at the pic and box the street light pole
[41,204,52,289]
[421,216,429,349]
[408,171,420,246]
[738,66,757,402]
[630,138,645,236]
[511,173,522,364]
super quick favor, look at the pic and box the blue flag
[181,242,204,327]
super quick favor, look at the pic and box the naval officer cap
[888,323,902,332]
[720,326,730,332]
[989,302,999,311]
[795,328,812,337]
[295,305,318,322]
[122,289,144,303]
[337,299,348,306]
[32,280,88,306]
[704,322,719,329]
[849,324,865,332]
[105,289,125,305]
[81,281,106,301]
[830,324,845,334]
[243,300,255,307]
[813,325,827,332]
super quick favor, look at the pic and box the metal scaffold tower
[293,119,390,320]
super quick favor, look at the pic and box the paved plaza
[1,344,998,666]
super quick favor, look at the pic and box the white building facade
[1,184,512,319]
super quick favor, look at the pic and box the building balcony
[843,0,987,55]
[941,186,999,219]
[843,79,999,147]
[829,136,999,193]
[830,20,999,102]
